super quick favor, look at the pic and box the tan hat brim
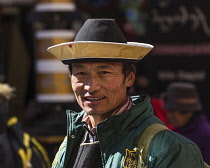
[47,41,154,63]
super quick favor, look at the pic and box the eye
[99,71,111,75]
[74,72,87,76]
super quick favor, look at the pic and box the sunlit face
[70,62,135,119]
[167,110,193,128]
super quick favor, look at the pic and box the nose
[84,75,101,92]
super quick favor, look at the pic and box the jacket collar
[96,95,153,133]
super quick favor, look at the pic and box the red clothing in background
[150,97,173,130]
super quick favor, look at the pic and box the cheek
[71,81,84,98]
[71,84,83,106]
[107,81,127,98]
[168,113,178,122]
[107,79,123,90]
[72,83,83,93]
[71,77,81,90]
[71,76,77,85]
[174,115,184,125]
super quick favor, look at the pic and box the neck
[88,112,115,128]
[89,115,101,128]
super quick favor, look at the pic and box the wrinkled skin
[70,62,135,126]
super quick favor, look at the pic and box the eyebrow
[72,64,85,69]
[96,65,114,69]
[72,64,115,69]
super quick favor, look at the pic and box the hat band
[164,101,202,112]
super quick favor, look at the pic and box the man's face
[70,62,134,118]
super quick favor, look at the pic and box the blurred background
[1,0,210,162]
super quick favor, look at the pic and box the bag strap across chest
[136,124,169,167]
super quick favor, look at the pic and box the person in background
[48,19,204,168]
[0,83,51,168]
[129,73,173,130]
[163,82,210,165]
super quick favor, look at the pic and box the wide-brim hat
[47,19,154,64]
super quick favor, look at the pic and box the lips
[85,96,106,102]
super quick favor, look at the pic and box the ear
[125,72,135,87]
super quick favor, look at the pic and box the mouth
[84,96,106,102]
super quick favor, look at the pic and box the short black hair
[122,62,136,78]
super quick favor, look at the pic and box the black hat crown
[74,19,127,43]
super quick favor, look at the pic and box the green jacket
[52,95,204,168]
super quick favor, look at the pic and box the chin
[85,108,107,116]
[83,107,95,114]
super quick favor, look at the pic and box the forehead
[71,62,123,70]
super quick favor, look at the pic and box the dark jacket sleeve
[147,131,204,168]
[154,143,204,168]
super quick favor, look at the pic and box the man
[163,82,210,165]
[48,19,204,168]
[0,83,51,168]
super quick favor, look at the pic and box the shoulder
[151,130,200,152]
[52,136,67,168]
[148,130,204,167]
